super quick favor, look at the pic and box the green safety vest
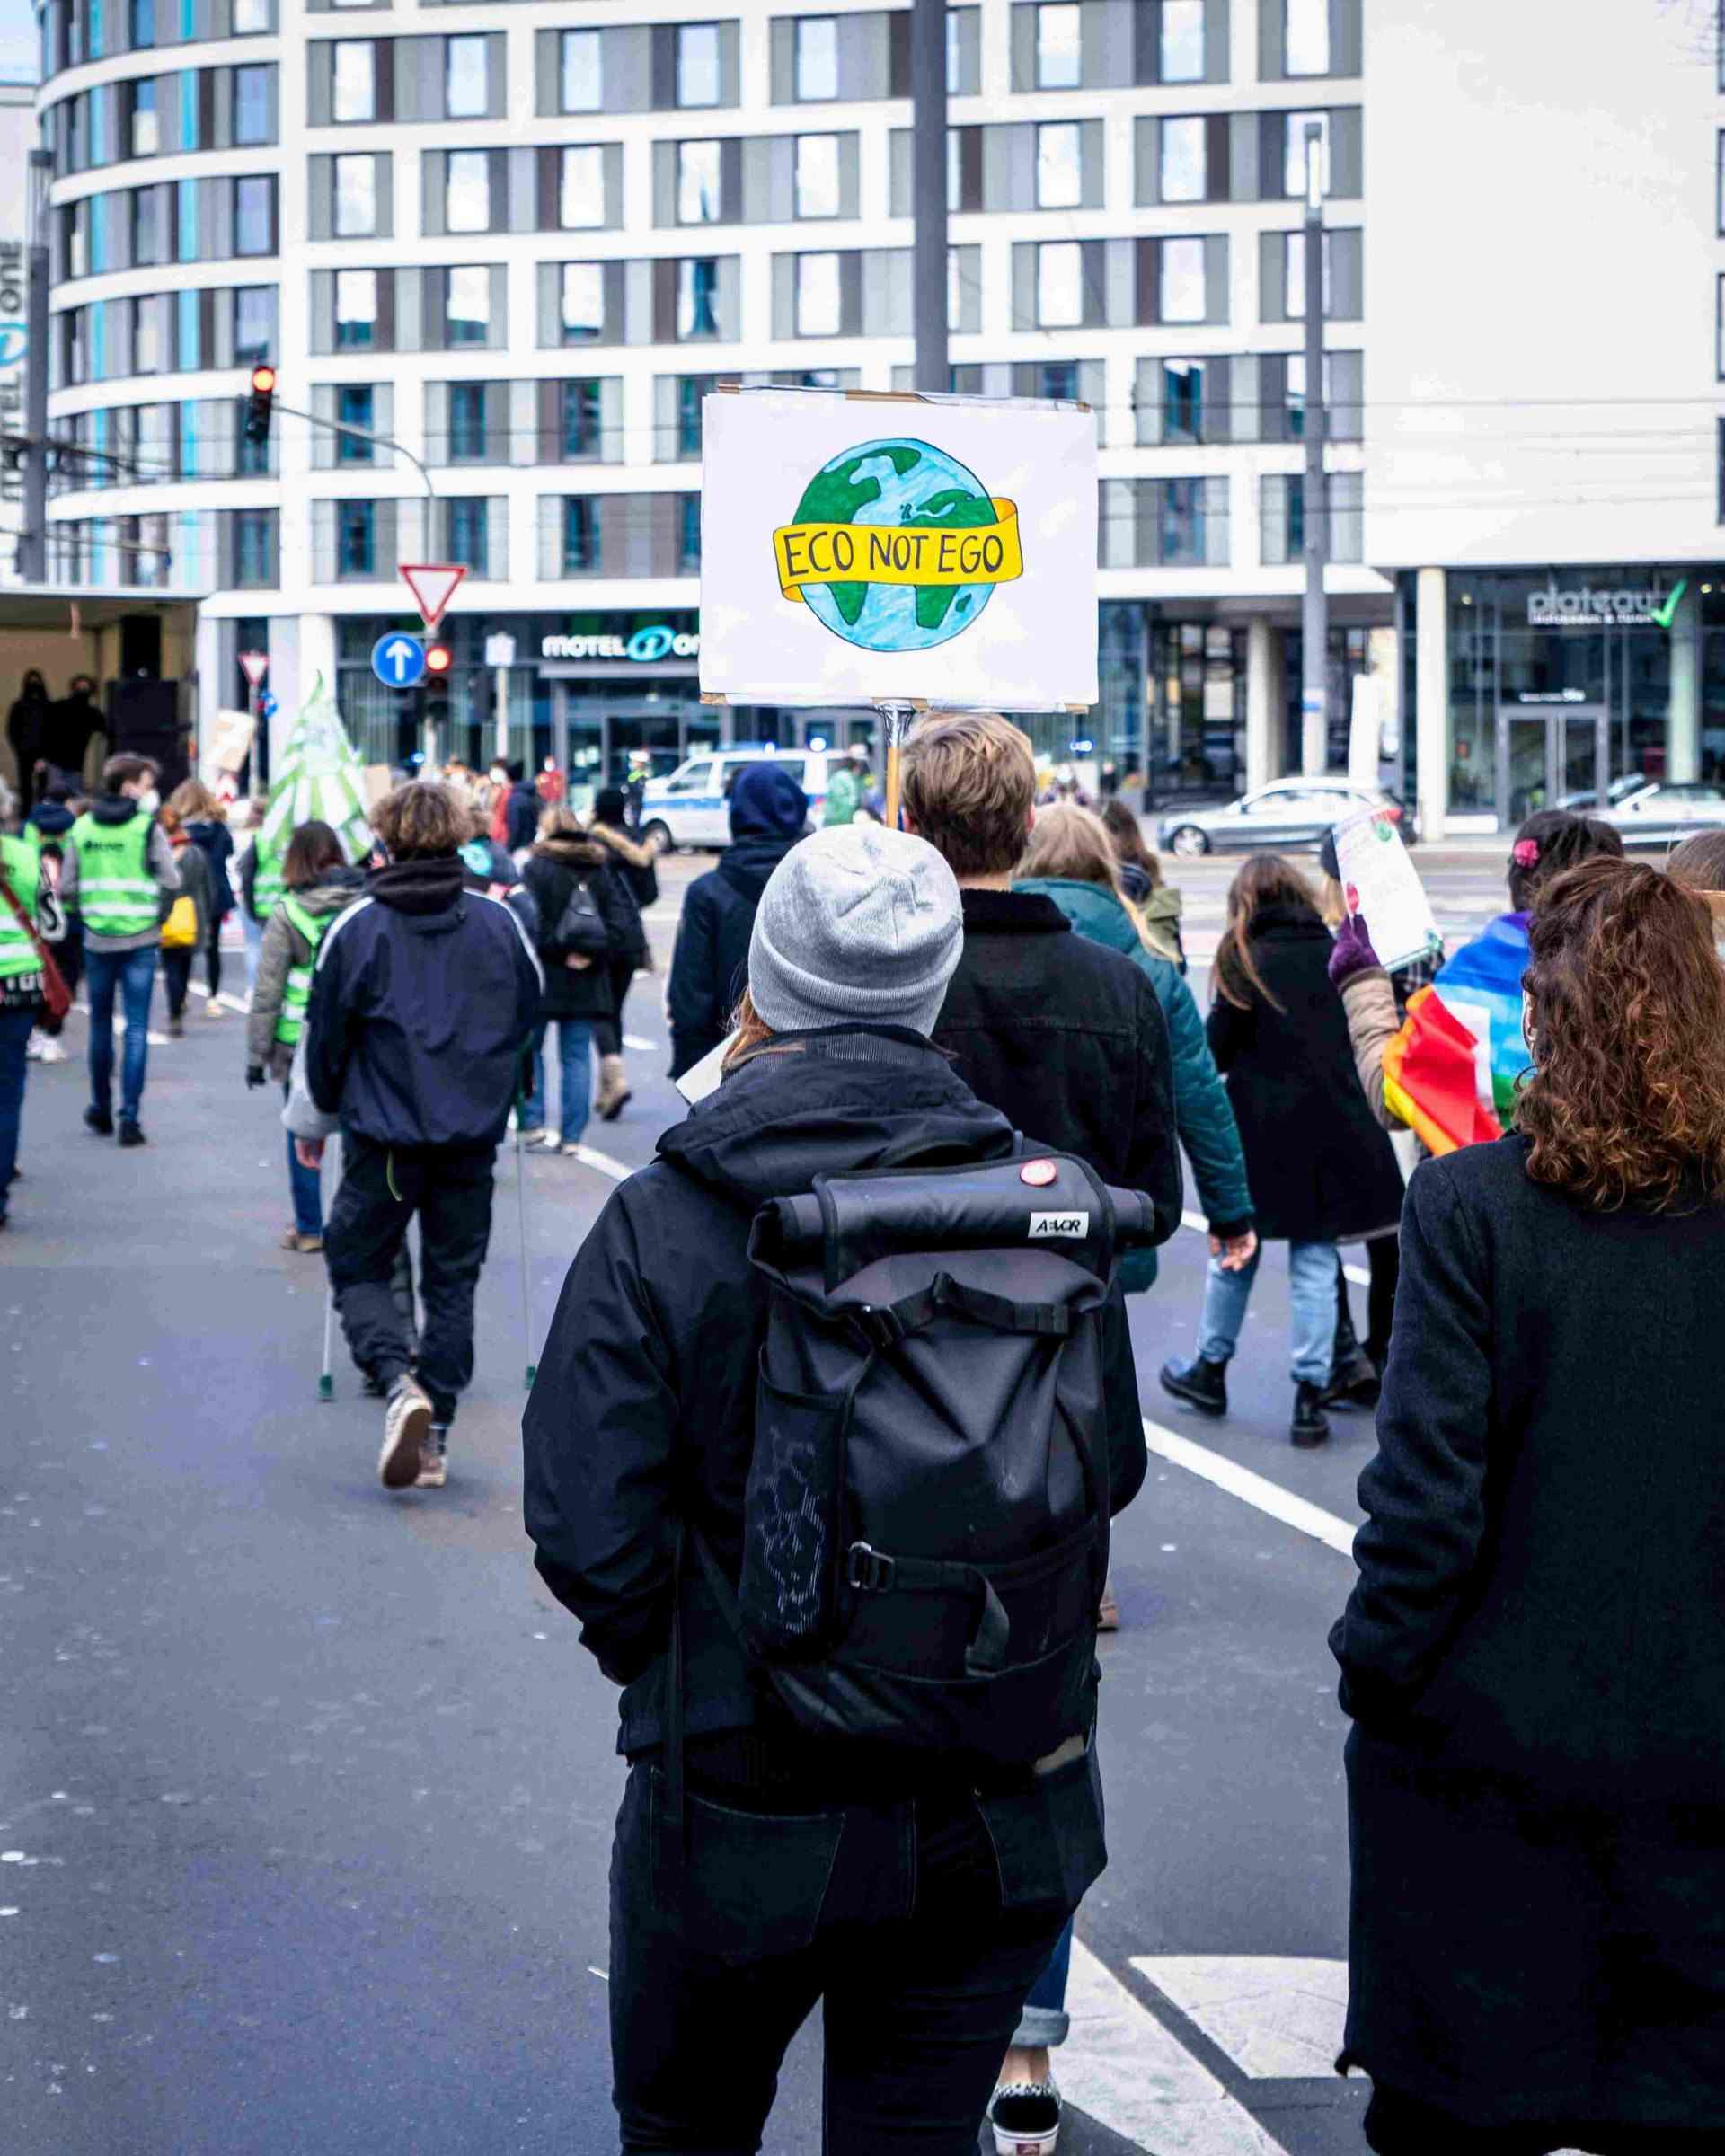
[70,810,158,939]
[254,849,284,923]
[274,892,331,1047]
[0,836,41,984]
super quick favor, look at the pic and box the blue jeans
[242,909,262,998]
[1198,1237,1337,1386]
[283,1083,323,1237]
[524,1017,593,1147]
[84,943,157,1123]
[0,1005,34,1216]
[1013,1914,1075,2049]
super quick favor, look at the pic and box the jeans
[284,1083,323,1238]
[0,1006,34,1215]
[1198,1237,1337,1386]
[523,1017,594,1146]
[1013,1915,1074,2049]
[242,910,262,998]
[84,943,157,1123]
[323,1135,495,1427]
[610,1762,1080,2156]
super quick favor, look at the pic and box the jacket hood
[588,820,657,870]
[27,800,75,837]
[1015,875,1141,957]
[532,835,606,872]
[718,829,800,901]
[367,853,464,916]
[730,764,809,844]
[91,794,143,827]
[293,865,367,917]
[1141,884,1183,924]
[657,1027,1016,1210]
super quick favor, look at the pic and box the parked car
[1595,780,1725,848]
[1554,772,1658,813]
[639,747,829,852]
[1156,778,1404,858]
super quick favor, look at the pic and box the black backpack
[718,1152,1156,1768]
[551,871,610,959]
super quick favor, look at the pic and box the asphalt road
[0,843,1517,2156]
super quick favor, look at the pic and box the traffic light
[423,641,452,679]
[422,640,453,733]
[243,364,276,445]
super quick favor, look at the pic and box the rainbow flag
[1380,913,1528,1153]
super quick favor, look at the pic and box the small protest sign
[1332,806,1440,973]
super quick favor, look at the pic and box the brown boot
[595,1053,632,1122]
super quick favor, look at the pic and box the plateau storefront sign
[541,624,700,663]
[1526,578,1684,630]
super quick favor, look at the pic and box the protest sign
[1332,804,1440,973]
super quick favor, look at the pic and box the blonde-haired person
[167,777,234,1014]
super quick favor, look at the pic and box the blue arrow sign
[371,632,426,690]
[258,691,278,719]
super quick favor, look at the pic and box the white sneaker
[202,1000,225,1018]
[24,1035,44,1061]
[37,1038,65,1064]
[378,1378,432,1490]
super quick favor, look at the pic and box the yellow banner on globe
[774,498,1023,604]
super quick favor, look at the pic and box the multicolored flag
[1380,912,1530,1154]
[253,677,374,918]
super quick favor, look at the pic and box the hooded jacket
[60,795,181,952]
[505,780,543,854]
[185,818,234,921]
[246,864,366,1082]
[666,766,808,1076]
[305,853,543,1151]
[522,1027,1149,1761]
[521,835,622,1021]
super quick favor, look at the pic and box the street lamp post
[19,150,51,584]
[910,0,948,395]
[1300,119,1329,778]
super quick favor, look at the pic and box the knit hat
[748,823,962,1039]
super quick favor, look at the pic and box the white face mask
[137,788,160,815]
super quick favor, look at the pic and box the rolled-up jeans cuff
[1011,2004,1070,2049]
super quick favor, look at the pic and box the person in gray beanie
[524,812,1150,2156]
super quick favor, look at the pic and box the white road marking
[1135,1957,1348,2081]
[570,1143,631,1183]
[622,1035,656,1054]
[1178,1211,1370,1288]
[1143,1418,1357,1560]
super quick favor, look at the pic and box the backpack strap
[853,1274,1074,1348]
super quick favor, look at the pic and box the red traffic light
[243,361,276,445]
[423,642,453,676]
[250,365,276,394]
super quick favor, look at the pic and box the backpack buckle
[851,1304,904,1351]
[846,1542,896,1593]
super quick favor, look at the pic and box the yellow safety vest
[70,810,158,939]
[274,892,330,1047]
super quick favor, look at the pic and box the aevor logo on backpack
[1029,1211,1090,1240]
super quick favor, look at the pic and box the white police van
[638,746,831,852]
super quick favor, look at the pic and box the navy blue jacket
[305,853,543,1152]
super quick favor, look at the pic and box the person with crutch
[296,782,541,1492]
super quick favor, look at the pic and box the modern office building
[28,0,1725,827]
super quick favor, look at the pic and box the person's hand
[1327,909,1382,991]
[245,1064,266,1090]
[1209,1227,1258,1273]
[563,952,592,971]
[295,1138,324,1170]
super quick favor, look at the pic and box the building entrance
[1496,704,1606,826]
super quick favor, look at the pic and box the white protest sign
[1332,805,1440,973]
[698,389,1098,712]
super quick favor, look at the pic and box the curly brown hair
[371,780,466,860]
[1519,857,1725,1210]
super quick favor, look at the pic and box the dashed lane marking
[570,1143,632,1182]
[1142,1418,1357,1560]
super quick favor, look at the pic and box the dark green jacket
[1016,876,1252,1287]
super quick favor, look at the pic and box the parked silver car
[1155,778,1404,858]
[1595,780,1725,848]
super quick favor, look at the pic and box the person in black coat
[666,762,808,1078]
[1161,853,1404,1447]
[1332,857,1725,2156]
[6,671,49,818]
[588,785,659,1119]
[518,808,617,1153]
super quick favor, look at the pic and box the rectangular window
[1284,0,1331,76]
[234,285,274,365]
[678,256,721,339]
[561,145,606,229]
[562,495,597,572]
[446,35,488,118]
[1285,110,1329,198]
[445,263,491,344]
[234,176,272,255]
[336,382,373,462]
[448,381,486,461]
[795,15,837,101]
[1161,0,1205,81]
[796,252,840,337]
[133,296,164,372]
[1718,128,1725,236]
[1160,234,1206,322]
[677,140,721,224]
[1036,3,1081,89]
[561,261,604,342]
[130,0,154,45]
[1158,477,1213,567]
[1039,359,1078,402]
[562,378,600,458]
[795,133,840,218]
[1718,417,1725,522]
[132,189,161,266]
[233,0,268,31]
[338,499,376,578]
[335,267,377,349]
[679,494,701,572]
[1160,115,1206,202]
[236,419,270,476]
[561,29,601,113]
[333,153,376,237]
[131,78,158,159]
[447,497,487,570]
[1038,241,1082,328]
[677,22,721,109]
[234,509,275,587]
[1284,229,1328,318]
[332,42,376,124]
[1718,273,1725,379]
[676,376,703,455]
[1036,121,1082,209]
[446,149,491,234]
[234,65,270,146]
[1163,358,1208,443]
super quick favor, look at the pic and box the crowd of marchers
[4,714,1725,2156]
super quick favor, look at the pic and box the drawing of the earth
[793,438,999,654]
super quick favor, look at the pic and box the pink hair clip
[1512,838,1540,870]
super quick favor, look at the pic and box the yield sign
[400,562,466,631]
[239,650,269,689]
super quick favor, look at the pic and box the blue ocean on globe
[794,438,998,654]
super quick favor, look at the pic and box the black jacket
[1333,1137,1725,2132]
[932,889,1183,1247]
[667,833,801,1076]
[504,781,542,854]
[185,819,234,920]
[1207,906,1404,1241]
[305,853,543,1151]
[588,820,658,969]
[523,1028,1148,1756]
[521,839,620,1022]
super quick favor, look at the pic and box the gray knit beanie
[748,823,963,1038]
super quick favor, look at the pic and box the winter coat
[1206,904,1404,1242]
[164,836,212,950]
[22,798,75,863]
[185,818,234,921]
[523,1026,1149,1766]
[588,819,658,971]
[6,684,49,811]
[931,888,1183,1257]
[60,795,181,952]
[246,865,366,1082]
[1015,877,1251,1286]
[1332,1135,1725,2134]
[305,853,543,1152]
[505,781,543,854]
[521,839,620,1023]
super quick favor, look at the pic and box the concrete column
[1415,567,1449,842]
[1245,619,1286,794]
[1666,579,1701,784]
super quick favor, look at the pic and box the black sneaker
[1159,1353,1228,1418]
[1290,1381,1330,1449]
[1322,1344,1381,1410]
[117,1119,146,1148]
[84,1106,114,1137]
[988,2077,1062,2156]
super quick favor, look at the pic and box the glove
[245,1064,266,1090]
[1327,910,1383,992]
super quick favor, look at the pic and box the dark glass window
[677,376,703,456]
[339,499,376,578]
[234,176,273,257]
[562,496,597,572]
[562,378,600,458]
[336,383,374,463]
[234,508,275,587]
[448,382,486,461]
[129,0,153,49]
[447,496,487,570]
[678,494,701,572]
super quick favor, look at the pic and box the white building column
[1415,568,1449,842]
[1245,619,1285,794]
[1666,579,1701,784]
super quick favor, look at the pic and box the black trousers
[323,1135,494,1426]
[1364,2085,1719,2155]
[594,959,635,1057]
[609,1763,1075,2156]
[161,945,194,1018]
[205,921,223,1001]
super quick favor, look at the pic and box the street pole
[19,151,51,583]
[493,666,509,764]
[1300,120,1328,778]
[910,0,948,393]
